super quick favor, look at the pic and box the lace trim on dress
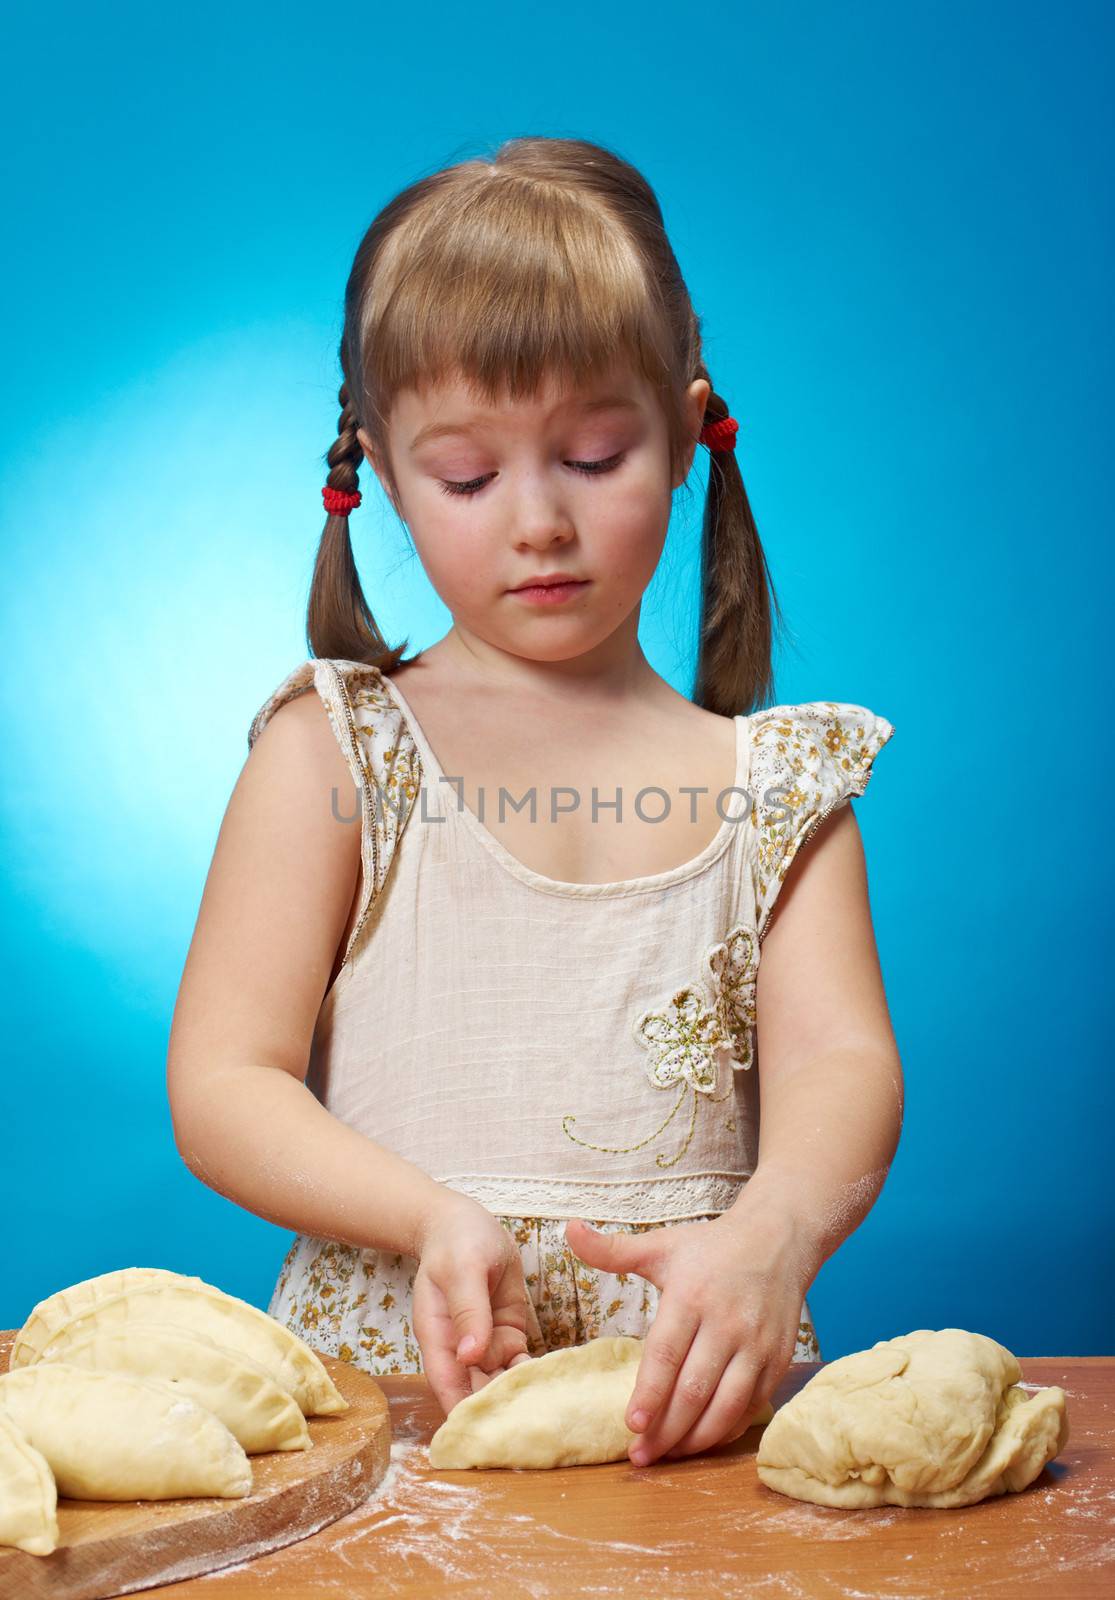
[434,1170,754,1223]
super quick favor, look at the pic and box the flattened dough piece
[428,1335,775,1470]
[0,1410,58,1556]
[52,1322,312,1454]
[0,1362,252,1501]
[755,1327,1069,1509]
[31,1278,347,1418]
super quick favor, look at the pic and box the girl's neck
[413,623,667,712]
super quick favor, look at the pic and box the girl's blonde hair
[308,135,786,715]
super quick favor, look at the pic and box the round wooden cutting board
[0,1330,391,1600]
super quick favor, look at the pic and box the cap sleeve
[246,659,318,746]
[748,701,895,941]
[247,657,421,968]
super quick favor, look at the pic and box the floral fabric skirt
[266,1215,823,1373]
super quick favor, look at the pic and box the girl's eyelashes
[436,452,626,498]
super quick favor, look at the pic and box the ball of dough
[428,1335,775,1470]
[755,1327,1069,1509]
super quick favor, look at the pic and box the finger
[479,1318,527,1369]
[662,1351,771,1459]
[466,1260,534,1369]
[446,1258,495,1365]
[468,1351,534,1393]
[451,1248,531,1376]
[565,1218,659,1281]
[624,1301,699,1437]
[412,1269,478,1415]
[628,1326,728,1465]
[462,1322,530,1373]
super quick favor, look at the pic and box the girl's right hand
[412,1191,536,1417]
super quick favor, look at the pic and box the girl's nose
[508,483,577,549]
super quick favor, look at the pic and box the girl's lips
[509,580,590,605]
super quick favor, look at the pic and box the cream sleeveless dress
[247,658,895,1375]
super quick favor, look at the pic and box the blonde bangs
[359,172,675,419]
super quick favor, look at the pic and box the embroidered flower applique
[703,920,759,1072]
[561,920,760,1170]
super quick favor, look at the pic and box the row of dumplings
[0,1265,348,1557]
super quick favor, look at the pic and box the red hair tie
[322,424,736,511]
[699,416,740,453]
[322,485,362,515]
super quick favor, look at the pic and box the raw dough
[16,1270,347,1418]
[428,1334,775,1470]
[0,1362,252,1500]
[52,1322,312,1453]
[0,1410,58,1556]
[1,1263,346,1557]
[755,1327,1069,1509]
[11,1267,204,1366]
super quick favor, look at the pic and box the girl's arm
[575,802,903,1468]
[726,802,904,1277]
[173,1063,450,1256]
[167,690,448,1258]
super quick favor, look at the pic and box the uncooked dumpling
[428,1335,775,1470]
[11,1267,205,1367]
[755,1327,1069,1509]
[51,1322,312,1454]
[0,1362,252,1501]
[0,1411,58,1556]
[25,1275,346,1418]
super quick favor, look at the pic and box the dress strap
[247,657,421,971]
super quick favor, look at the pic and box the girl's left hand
[564,1206,810,1466]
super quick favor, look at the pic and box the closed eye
[437,453,626,498]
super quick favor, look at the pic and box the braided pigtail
[691,378,788,717]
[305,381,413,670]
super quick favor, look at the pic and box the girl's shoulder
[247,656,422,840]
[247,657,399,754]
[245,657,423,969]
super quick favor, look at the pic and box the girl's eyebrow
[408,395,641,452]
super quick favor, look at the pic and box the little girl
[167,135,901,1471]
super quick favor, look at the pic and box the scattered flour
[190,1391,1112,1596]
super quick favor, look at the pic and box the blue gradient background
[3,2,1111,1357]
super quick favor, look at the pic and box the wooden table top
[152,1354,1113,1599]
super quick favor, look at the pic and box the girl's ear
[357,426,404,519]
[674,377,712,488]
